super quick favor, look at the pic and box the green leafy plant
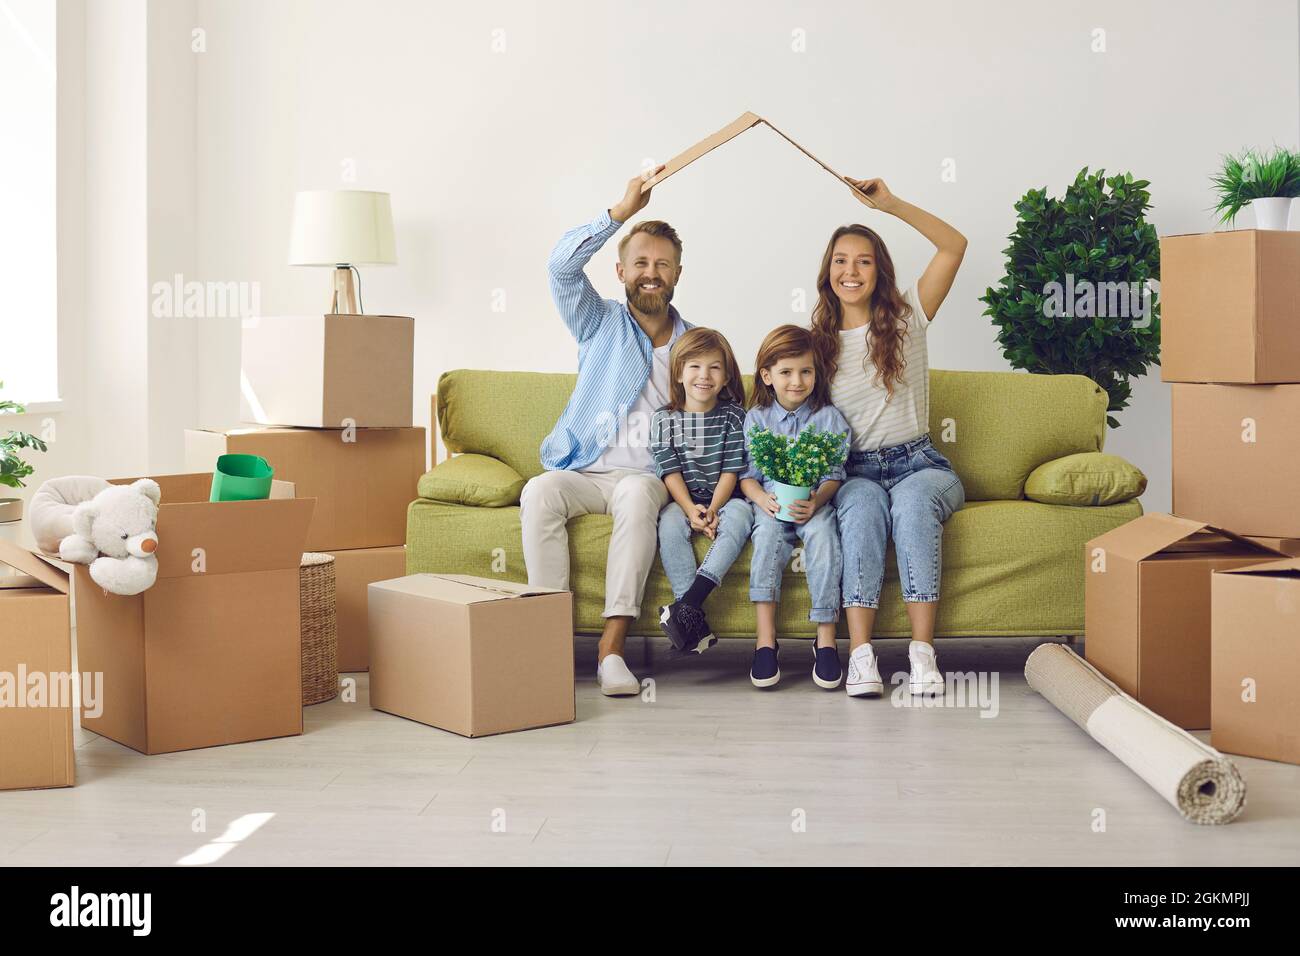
[979,167,1161,428]
[1,382,48,489]
[1210,147,1300,224]
[746,424,847,488]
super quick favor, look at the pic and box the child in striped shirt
[651,328,753,654]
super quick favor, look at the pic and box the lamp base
[330,266,359,314]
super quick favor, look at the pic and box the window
[0,0,57,404]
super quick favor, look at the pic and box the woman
[810,177,967,699]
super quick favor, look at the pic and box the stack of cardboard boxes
[1087,230,1300,765]
[185,313,423,672]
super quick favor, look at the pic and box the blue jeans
[658,498,754,598]
[835,434,964,607]
[748,504,842,623]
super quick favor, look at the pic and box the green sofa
[406,369,1144,639]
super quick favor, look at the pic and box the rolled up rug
[1025,642,1246,825]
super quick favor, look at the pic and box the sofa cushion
[436,368,1112,502]
[417,454,525,507]
[1024,452,1147,506]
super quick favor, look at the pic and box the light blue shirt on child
[741,401,852,492]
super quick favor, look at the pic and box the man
[520,166,692,696]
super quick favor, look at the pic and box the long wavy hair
[809,224,912,398]
[665,327,746,411]
[748,324,831,412]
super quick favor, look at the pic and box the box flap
[0,539,69,594]
[371,573,564,606]
[153,497,316,577]
[428,574,564,600]
[1216,557,1300,577]
[1089,513,1208,562]
[640,112,869,201]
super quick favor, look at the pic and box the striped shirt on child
[650,403,747,504]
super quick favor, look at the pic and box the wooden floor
[2,635,1297,866]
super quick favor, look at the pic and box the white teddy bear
[56,479,162,596]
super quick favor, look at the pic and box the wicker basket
[299,552,338,706]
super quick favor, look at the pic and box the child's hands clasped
[683,502,712,537]
[702,506,720,540]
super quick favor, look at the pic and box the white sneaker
[596,654,641,697]
[908,640,945,695]
[846,643,883,698]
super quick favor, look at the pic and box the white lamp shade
[288,189,397,266]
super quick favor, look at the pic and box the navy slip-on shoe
[751,642,781,689]
[812,643,842,690]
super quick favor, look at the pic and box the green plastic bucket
[772,480,812,522]
[210,453,274,502]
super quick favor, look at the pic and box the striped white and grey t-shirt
[650,402,747,504]
[829,282,931,452]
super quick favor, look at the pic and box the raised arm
[546,168,666,344]
[845,176,967,321]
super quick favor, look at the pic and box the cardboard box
[368,574,574,737]
[184,425,424,551]
[1159,231,1300,383]
[325,545,407,672]
[1171,383,1300,537]
[240,313,414,427]
[74,474,313,754]
[1245,535,1300,557]
[1085,513,1287,729]
[1211,559,1300,764]
[0,541,75,790]
[641,111,870,200]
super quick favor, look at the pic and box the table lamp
[288,189,396,314]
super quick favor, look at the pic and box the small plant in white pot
[746,424,848,522]
[1,381,49,523]
[1211,147,1300,230]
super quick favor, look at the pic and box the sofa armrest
[1024,452,1146,506]
[417,454,526,507]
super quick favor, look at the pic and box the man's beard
[626,281,674,314]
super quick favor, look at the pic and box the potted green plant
[746,424,848,522]
[1,382,49,523]
[980,168,1161,428]
[1210,147,1300,230]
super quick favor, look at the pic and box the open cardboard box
[240,313,414,428]
[75,473,314,754]
[1172,383,1300,537]
[184,425,424,551]
[1159,230,1300,383]
[1085,512,1289,729]
[1212,558,1300,765]
[0,540,75,790]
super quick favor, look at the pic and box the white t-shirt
[829,282,931,452]
[583,339,674,473]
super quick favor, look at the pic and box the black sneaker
[812,643,842,690]
[659,601,715,654]
[751,642,781,688]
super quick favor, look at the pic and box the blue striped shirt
[540,210,694,472]
[741,401,852,492]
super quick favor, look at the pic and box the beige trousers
[519,468,669,619]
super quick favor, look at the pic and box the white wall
[45,0,1300,514]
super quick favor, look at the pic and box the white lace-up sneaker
[846,643,883,698]
[908,640,945,695]
[596,654,641,697]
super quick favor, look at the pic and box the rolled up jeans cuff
[809,606,840,623]
[749,587,779,603]
[842,600,879,610]
[903,592,939,604]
